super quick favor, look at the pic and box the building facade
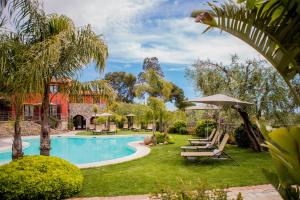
[0,80,106,130]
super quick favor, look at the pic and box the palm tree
[135,69,173,132]
[0,0,43,160]
[191,0,300,104]
[21,13,110,155]
[2,1,111,156]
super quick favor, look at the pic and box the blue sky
[44,0,261,108]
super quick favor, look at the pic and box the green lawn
[78,133,274,197]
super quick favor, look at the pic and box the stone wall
[69,103,101,129]
[0,121,62,138]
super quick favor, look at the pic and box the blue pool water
[0,136,144,165]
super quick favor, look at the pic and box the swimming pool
[0,136,145,166]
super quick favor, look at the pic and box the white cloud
[105,17,263,66]
[43,1,263,68]
[43,0,161,33]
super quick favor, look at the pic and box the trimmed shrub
[156,132,166,144]
[195,119,217,137]
[0,156,83,200]
[234,123,251,148]
[167,136,175,144]
[168,120,188,134]
[153,133,175,144]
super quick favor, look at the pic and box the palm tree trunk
[234,107,264,152]
[40,84,51,156]
[159,115,163,133]
[152,119,157,145]
[12,103,23,160]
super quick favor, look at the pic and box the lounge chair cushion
[181,151,215,157]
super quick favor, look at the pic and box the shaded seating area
[181,133,238,165]
[188,128,217,144]
[182,129,220,151]
[132,123,141,131]
[146,123,153,131]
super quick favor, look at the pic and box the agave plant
[257,121,300,199]
[191,0,300,104]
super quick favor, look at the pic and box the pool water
[0,136,144,165]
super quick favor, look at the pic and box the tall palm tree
[135,69,173,132]
[2,1,111,156]
[21,13,109,156]
[191,0,300,104]
[0,0,43,159]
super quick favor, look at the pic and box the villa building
[0,80,107,131]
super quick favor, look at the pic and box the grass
[78,133,274,197]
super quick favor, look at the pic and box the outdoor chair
[189,129,221,146]
[181,130,220,151]
[132,123,141,131]
[146,124,153,131]
[107,124,117,134]
[123,123,128,130]
[181,134,238,165]
[93,124,104,134]
[188,128,216,142]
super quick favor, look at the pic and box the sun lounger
[181,134,238,165]
[93,124,104,134]
[107,124,117,134]
[123,123,128,130]
[146,124,153,131]
[132,124,141,131]
[189,129,220,146]
[188,128,216,142]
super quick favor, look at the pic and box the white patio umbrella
[126,113,136,117]
[185,104,221,110]
[189,94,253,145]
[96,112,113,117]
[189,94,253,107]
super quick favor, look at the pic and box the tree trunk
[234,106,264,152]
[40,84,51,156]
[12,103,23,160]
[152,119,157,145]
[159,114,163,133]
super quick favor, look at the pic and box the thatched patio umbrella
[189,94,263,152]
[126,113,136,129]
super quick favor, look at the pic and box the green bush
[68,117,74,130]
[234,123,251,148]
[156,132,167,144]
[95,116,107,124]
[152,179,242,200]
[195,119,217,137]
[167,136,175,144]
[154,133,175,144]
[0,156,83,200]
[168,120,188,134]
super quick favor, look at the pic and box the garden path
[71,184,281,200]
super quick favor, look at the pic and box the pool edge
[0,134,151,168]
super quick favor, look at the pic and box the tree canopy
[191,0,300,104]
[186,55,298,125]
[104,72,136,103]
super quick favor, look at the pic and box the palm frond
[191,1,300,103]
[67,79,116,103]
